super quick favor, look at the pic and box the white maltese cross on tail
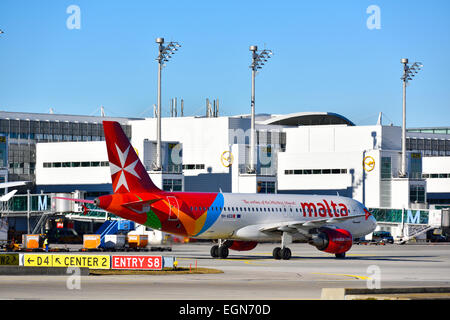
[109,144,140,192]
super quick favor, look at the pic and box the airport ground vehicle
[426,229,448,242]
[47,228,82,244]
[371,231,394,244]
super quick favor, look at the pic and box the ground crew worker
[43,236,49,252]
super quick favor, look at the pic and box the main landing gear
[272,232,293,260]
[272,247,291,260]
[210,240,229,259]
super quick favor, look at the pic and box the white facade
[423,156,450,194]
[275,124,427,209]
[36,141,110,186]
[131,116,237,174]
[131,116,250,192]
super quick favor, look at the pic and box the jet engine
[309,228,352,257]
[225,240,258,251]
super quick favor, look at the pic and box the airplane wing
[259,214,366,234]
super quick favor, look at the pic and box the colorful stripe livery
[95,191,223,237]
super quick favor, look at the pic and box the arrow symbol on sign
[27,257,34,264]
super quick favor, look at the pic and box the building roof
[258,112,355,127]
[0,111,142,124]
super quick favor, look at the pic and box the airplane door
[167,196,179,221]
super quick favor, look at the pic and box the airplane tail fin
[103,121,161,194]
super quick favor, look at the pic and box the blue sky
[0,0,449,127]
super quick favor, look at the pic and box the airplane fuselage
[95,191,376,242]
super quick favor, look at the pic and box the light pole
[248,45,273,173]
[155,37,181,171]
[400,58,423,177]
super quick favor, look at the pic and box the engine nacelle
[309,228,352,254]
[225,240,258,252]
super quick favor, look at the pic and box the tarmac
[0,242,449,300]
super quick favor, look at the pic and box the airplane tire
[272,247,282,260]
[281,247,292,260]
[218,246,229,259]
[210,245,219,258]
[335,252,346,259]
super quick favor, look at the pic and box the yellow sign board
[53,255,110,269]
[24,254,52,267]
[0,254,20,266]
[24,254,110,269]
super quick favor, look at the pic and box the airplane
[59,121,377,260]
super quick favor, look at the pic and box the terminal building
[0,110,449,241]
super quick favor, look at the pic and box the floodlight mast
[400,58,423,178]
[248,45,273,173]
[155,37,181,171]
